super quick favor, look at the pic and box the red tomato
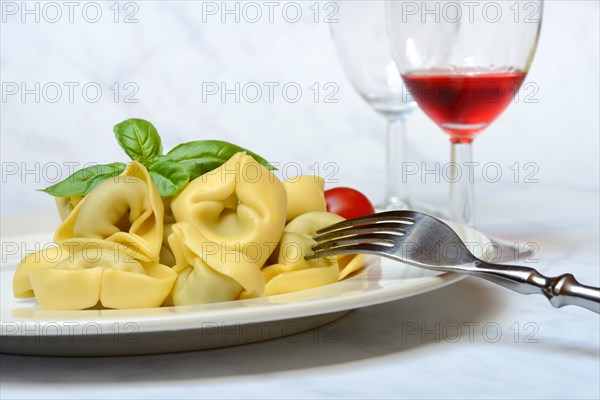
[324,187,375,220]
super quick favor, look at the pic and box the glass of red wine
[386,1,543,226]
[330,1,417,211]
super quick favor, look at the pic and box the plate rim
[1,211,467,336]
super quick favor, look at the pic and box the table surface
[1,184,599,400]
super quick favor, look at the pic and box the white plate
[0,212,494,356]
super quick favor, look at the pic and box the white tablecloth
[2,184,599,399]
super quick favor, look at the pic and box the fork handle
[471,261,600,313]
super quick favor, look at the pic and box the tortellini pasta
[283,176,327,222]
[55,161,164,262]
[171,152,287,269]
[262,212,365,296]
[166,222,264,305]
[13,239,176,310]
[13,162,174,310]
[13,153,367,310]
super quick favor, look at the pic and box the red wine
[402,69,526,144]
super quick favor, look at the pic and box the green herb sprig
[41,118,275,197]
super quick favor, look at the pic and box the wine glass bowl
[330,1,417,118]
[401,69,527,144]
[385,0,543,225]
[330,0,417,210]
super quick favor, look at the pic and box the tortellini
[262,212,365,296]
[166,222,264,305]
[13,153,367,310]
[171,152,287,269]
[13,162,174,310]
[55,161,164,262]
[13,239,176,310]
[283,176,327,222]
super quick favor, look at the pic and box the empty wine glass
[330,0,417,211]
[386,0,542,226]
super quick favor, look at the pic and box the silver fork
[307,211,600,313]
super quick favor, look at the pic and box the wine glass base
[376,199,533,261]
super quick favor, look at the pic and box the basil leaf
[148,160,190,197]
[165,140,276,180]
[113,118,163,164]
[40,163,126,197]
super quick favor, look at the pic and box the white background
[1,0,598,219]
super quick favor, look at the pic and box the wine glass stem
[449,142,475,227]
[383,117,410,209]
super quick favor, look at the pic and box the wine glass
[386,0,542,226]
[330,0,417,211]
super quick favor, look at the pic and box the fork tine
[311,233,396,253]
[305,243,392,261]
[313,222,405,243]
[315,211,416,235]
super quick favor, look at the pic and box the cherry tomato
[324,187,375,220]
